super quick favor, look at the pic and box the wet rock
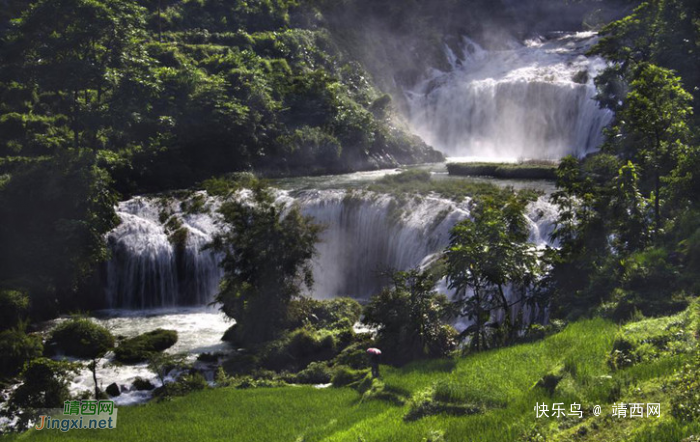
[106,383,121,397]
[132,377,155,391]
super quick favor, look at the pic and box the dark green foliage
[364,269,457,365]
[212,186,321,347]
[290,361,333,385]
[114,329,178,363]
[0,289,29,331]
[286,297,362,331]
[258,326,340,372]
[46,317,115,359]
[0,329,43,378]
[132,377,155,391]
[0,150,118,316]
[8,358,79,423]
[447,162,557,180]
[534,373,563,396]
[331,365,368,388]
[0,0,440,197]
[155,372,208,399]
[147,352,187,393]
[446,195,541,350]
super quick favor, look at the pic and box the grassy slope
[6,315,699,442]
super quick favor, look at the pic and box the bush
[292,362,333,384]
[0,329,43,377]
[9,357,79,424]
[155,372,208,398]
[447,162,557,180]
[114,329,178,363]
[333,342,371,369]
[331,365,369,388]
[286,297,362,330]
[46,318,114,359]
[132,377,155,391]
[260,327,340,371]
[0,290,30,331]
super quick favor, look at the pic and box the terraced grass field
[6,312,700,442]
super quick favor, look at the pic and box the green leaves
[212,184,322,346]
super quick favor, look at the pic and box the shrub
[0,329,43,377]
[292,362,333,384]
[155,372,208,399]
[286,297,362,330]
[9,357,79,425]
[331,365,368,387]
[46,318,114,359]
[0,290,30,331]
[132,377,155,391]
[260,327,339,371]
[114,329,178,363]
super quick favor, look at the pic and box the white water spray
[408,32,614,160]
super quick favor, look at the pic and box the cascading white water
[407,32,614,160]
[105,194,223,309]
[104,189,558,308]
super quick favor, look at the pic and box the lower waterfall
[104,189,558,309]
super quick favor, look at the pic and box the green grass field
[5,314,699,442]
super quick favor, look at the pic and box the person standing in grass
[367,348,382,378]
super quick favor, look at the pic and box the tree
[3,0,149,148]
[211,184,322,346]
[363,269,457,365]
[612,63,693,234]
[446,194,539,350]
[6,358,79,429]
[609,161,649,253]
[0,150,119,314]
[147,352,187,394]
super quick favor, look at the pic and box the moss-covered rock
[114,329,178,364]
[46,318,114,359]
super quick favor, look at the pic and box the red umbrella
[366,348,382,355]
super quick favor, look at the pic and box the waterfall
[105,195,223,309]
[104,190,558,309]
[407,32,614,160]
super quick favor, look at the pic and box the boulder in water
[132,377,156,391]
[114,329,178,363]
[106,383,121,397]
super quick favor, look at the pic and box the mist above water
[407,32,614,160]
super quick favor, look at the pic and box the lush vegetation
[545,0,700,321]
[0,0,445,320]
[5,307,700,441]
[1,0,700,440]
[45,318,115,360]
[113,329,178,363]
[447,162,558,180]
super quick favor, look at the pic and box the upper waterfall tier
[104,189,558,309]
[407,32,614,160]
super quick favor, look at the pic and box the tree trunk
[91,359,100,399]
